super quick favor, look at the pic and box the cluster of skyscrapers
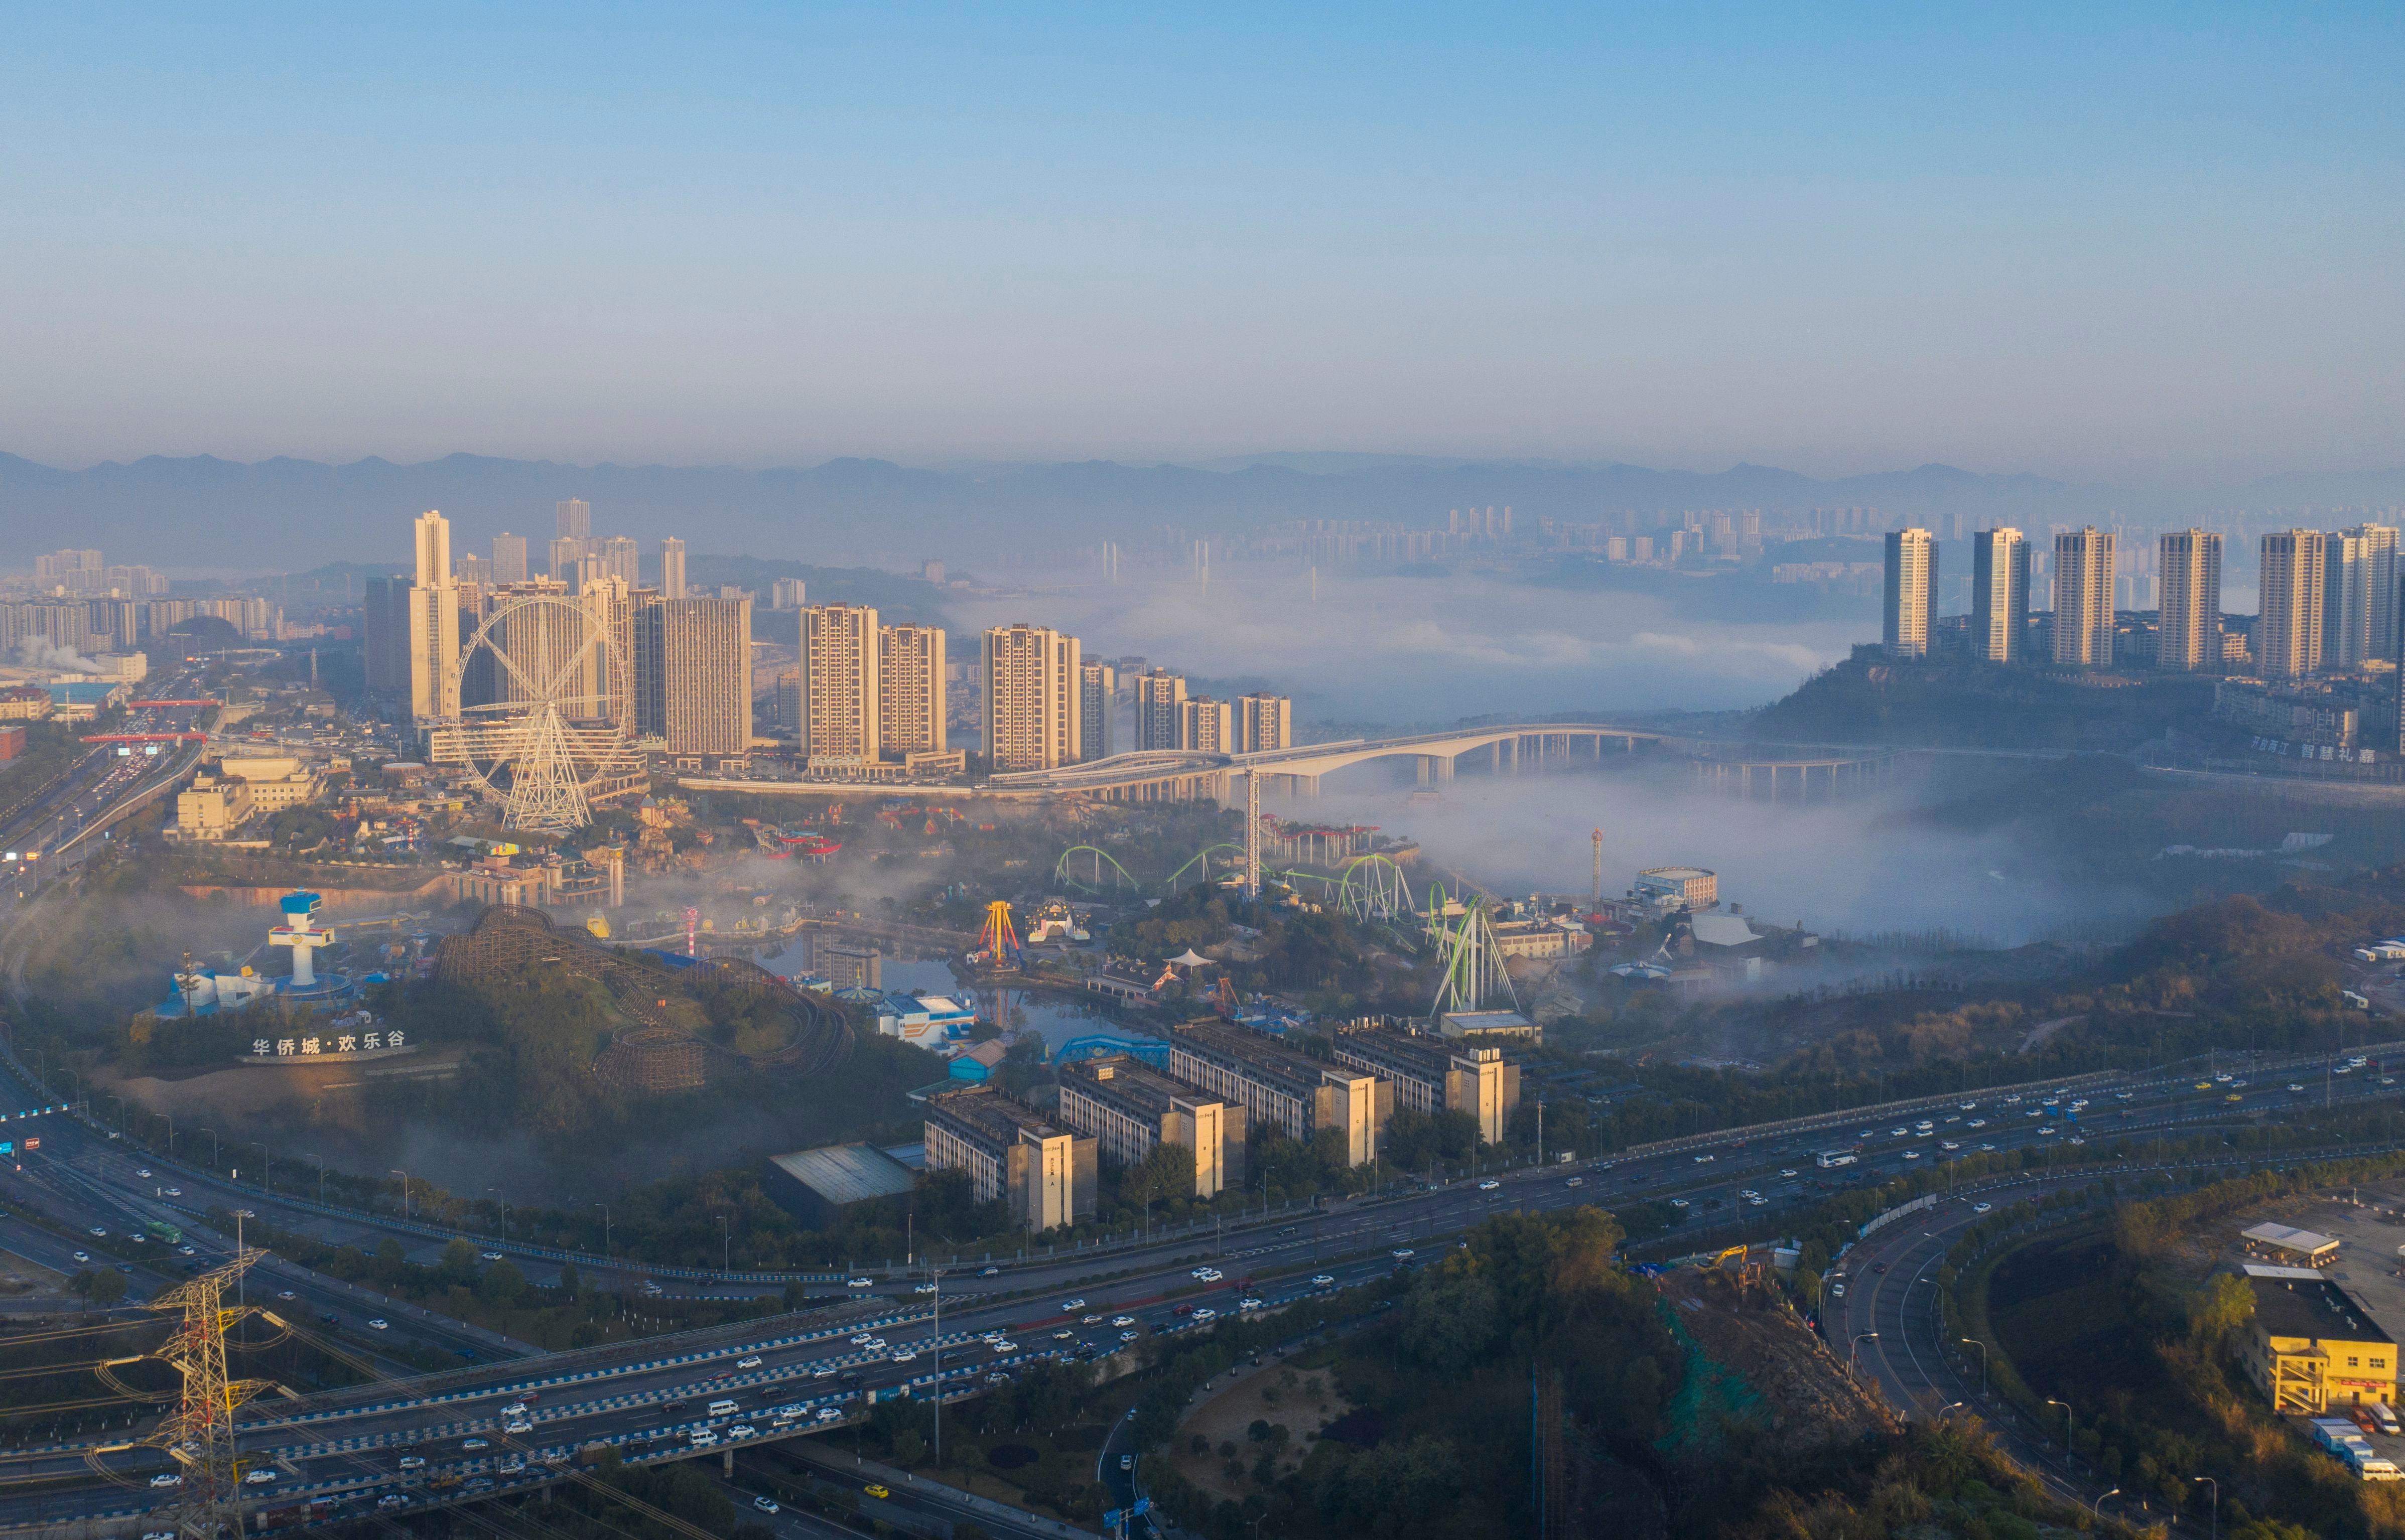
[364,505,750,763]
[1884,522,2401,680]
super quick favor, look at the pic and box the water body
[749,934,1132,1053]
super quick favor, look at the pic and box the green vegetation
[1751,655,2218,751]
[1949,1152,2405,1540]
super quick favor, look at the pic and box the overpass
[987,722,1675,803]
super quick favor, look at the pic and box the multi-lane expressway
[6,1040,2402,1532]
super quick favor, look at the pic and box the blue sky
[4,4,2398,479]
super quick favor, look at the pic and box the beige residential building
[800,604,880,764]
[1179,695,1235,752]
[1134,667,1186,751]
[1078,661,1112,762]
[659,537,686,601]
[637,596,752,757]
[877,623,947,756]
[1166,1021,1390,1167]
[1331,1026,1521,1147]
[981,624,1081,771]
[2259,530,2327,680]
[1967,528,2029,663]
[2158,530,2224,672]
[556,498,591,541]
[1236,692,1292,752]
[1056,1054,1232,1199]
[601,536,639,589]
[922,1086,1097,1231]
[2324,527,2397,670]
[1882,528,1936,658]
[2051,527,2116,667]
[407,510,461,726]
[491,532,528,584]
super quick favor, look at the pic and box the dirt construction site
[1653,1260,1895,1450]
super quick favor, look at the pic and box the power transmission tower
[91,1248,274,1539]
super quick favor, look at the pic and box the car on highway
[1972,1202,1992,1214]
[1309,1275,1335,1288]
[1239,1296,1264,1310]
[1902,1151,1921,1161]
[690,1430,719,1447]
[849,1332,876,1345]
[1940,1142,1960,1152]
[2290,1083,2307,1093]
[243,1469,277,1485]
[163,1187,181,1197]
[978,1266,1000,1277]
[729,1424,756,1439]
[989,1339,1017,1352]
[753,1497,781,1514]
[864,1484,891,1500]
[736,1355,762,1369]
[1051,1329,1075,1341]
[1112,1314,1137,1326]
[1083,1313,1104,1323]
[1668,1198,1689,1209]
[1062,1297,1087,1310]
[178,1245,197,1256]
[377,1494,410,1510]
[398,1456,426,1471]
[137,1168,151,1178]
[89,1227,106,1237]
[812,1365,838,1377]
[913,1282,938,1293]
[1564,1176,1584,1187]
[1477,1178,1500,1191]
[1747,1194,1767,1205]
[1692,1154,1714,1163]
[503,1419,532,1435]
[462,1439,489,1451]
[847,1277,874,1288]
[72,1250,88,1263]
[1192,1307,1218,1322]
[368,1318,390,1330]
[149,1474,182,1488]
[1778,1169,1798,1178]
[815,1407,843,1423]
[1829,1282,1845,1298]
[892,1348,917,1362]
[480,1251,502,1262]
[1967,1119,1986,1128]
[1391,1247,1415,1260]
[2226,1093,2242,1103]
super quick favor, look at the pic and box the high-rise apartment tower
[2257,530,2326,680]
[2050,527,2116,667]
[982,624,1081,771]
[2157,530,2223,672]
[1966,528,2029,664]
[659,537,687,601]
[798,604,880,763]
[1882,528,1936,659]
[406,510,461,726]
[878,622,947,756]
[1134,667,1186,751]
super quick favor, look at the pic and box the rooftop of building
[1063,1052,1214,1112]
[2242,1221,2341,1257]
[2245,1271,2393,1346]
[1171,1020,1347,1092]
[764,1142,919,1208]
[926,1084,1075,1144]
[1334,1021,1509,1072]
[1637,866,1713,881]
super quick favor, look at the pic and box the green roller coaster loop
[1334,853,1415,921]
[1162,842,1247,894]
[1053,845,1142,893]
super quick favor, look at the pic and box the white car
[1829,1281,1846,1298]
[480,1251,502,1262]
[1903,1151,1921,1162]
[1692,1154,1715,1164]
[728,1424,756,1439]
[1669,1199,1689,1209]
[847,1277,874,1289]
[1477,1179,1500,1191]
[1119,1329,1140,1342]
[163,1187,182,1197]
[736,1355,762,1369]
[690,1430,719,1448]
[891,1349,917,1362]
[504,1419,532,1435]
[244,1469,278,1484]
[89,1227,106,1238]
[1112,1315,1137,1326]
[1391,1248,1414,1260]
[1309,1275,1334,1288]
[1083,1314,1104,1324]
[72,1250,88,1263]
[1972,1202,1992,1214]
[1940,1142,1960,1152]
[813,1365,838,1377]
[150,1474,182,1488]
[1061,1297,1087,1310]
[753,1497,781,1514]
[1197,1268,1223,1282]
[989,1339,1017,1353]
[1747,1195,1767,1206]
[849,1333,876,1345]
[815,1407,843,1423]
[137,1169,152,1178]
[1777,1169,1797,1179]
[398,1456,426,1471]
[462,1438,489,1451]
[1052,1329,1075,1341]
[368,1318,390,1330]
[913,1282,938,1294]
[1239,1297,1264,1310]
[1967,1119,1986,1128]
[1191,1308,1218,1322]
[178,1245,197,1256]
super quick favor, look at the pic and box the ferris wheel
[427,593,643,832]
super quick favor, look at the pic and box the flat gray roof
[766,1142,918,1207]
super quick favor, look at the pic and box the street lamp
[1959,1337,1987,1395]
[390,1169,411,1221]
[2192,1475,2217,1540]
[2091,1488,2119,1522]
[1850,1332,1878,1369]
[1935,1401,1965,1424]
[2045,1398,2074,1459]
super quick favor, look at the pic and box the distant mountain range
[3,449,2400,573]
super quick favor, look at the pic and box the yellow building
[2242,1266,2397,1413]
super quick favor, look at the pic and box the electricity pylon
[90,1248,276,1538]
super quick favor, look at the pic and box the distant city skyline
[4,8,2400,481]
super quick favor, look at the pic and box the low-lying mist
[1277,767,2172,948]
[952,568,1859,724]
